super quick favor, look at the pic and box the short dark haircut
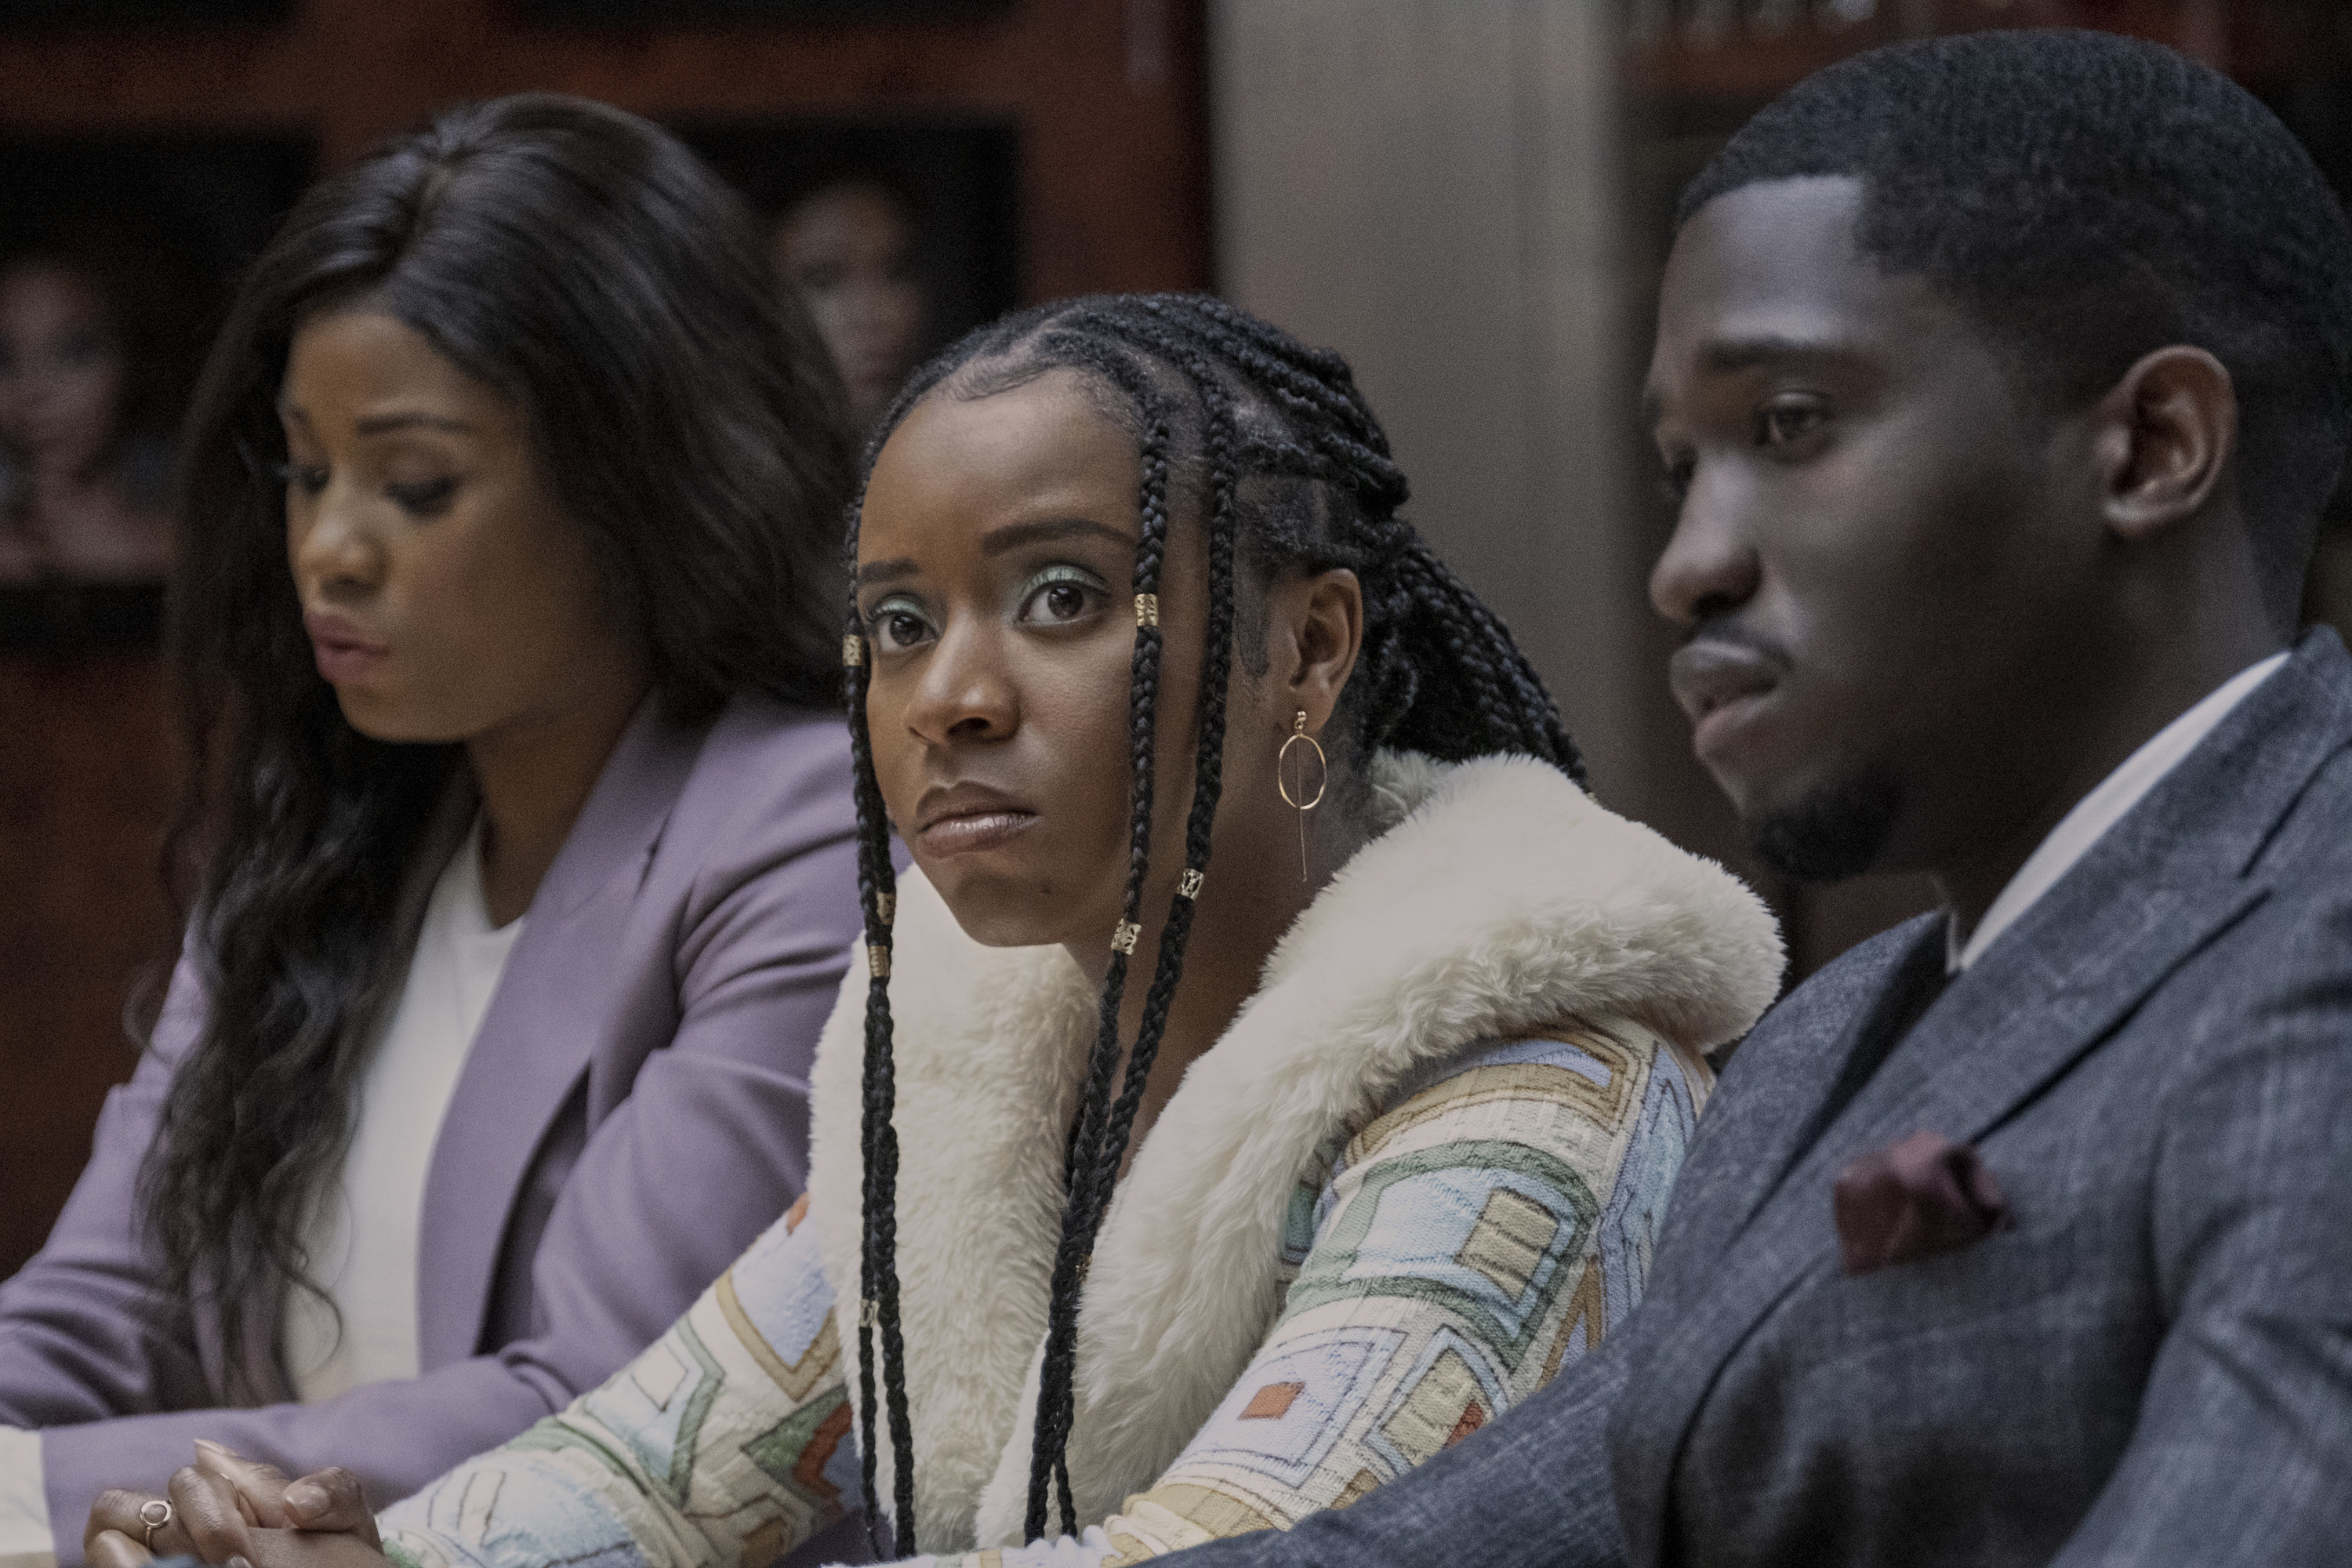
[146,93,854,1382]
[1680,28,2352,614]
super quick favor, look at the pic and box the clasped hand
[85,1442,389,1568]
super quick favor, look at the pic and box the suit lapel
[1801,884,2263,1189]
[415,697,707,1367]
[1615,630,2352,1568]
[1642,919,1936,1308]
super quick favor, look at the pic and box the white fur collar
[804,752,1781,1552]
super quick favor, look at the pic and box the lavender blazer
[0,694,861,1559]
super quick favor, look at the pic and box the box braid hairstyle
[837,292,1581,1555]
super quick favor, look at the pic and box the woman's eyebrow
[354,410,477,437]
[979,517,1131,557]
[856,517,1130,586]
[856,557,920,586]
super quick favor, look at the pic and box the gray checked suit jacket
[1165,626,2352,1568]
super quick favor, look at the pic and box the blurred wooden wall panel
[0,653,175,1275]
[0,0,1210,304]
[1214,0,1655,807]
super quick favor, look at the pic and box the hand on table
[85,1442,386,1568]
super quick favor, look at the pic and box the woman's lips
[915,809,1039,858]
[913,780,1040,858]
[305,612,389,685]
[314,645,384,685]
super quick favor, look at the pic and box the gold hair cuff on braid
[1133,593,1159,628]
[876,891,895,924]
[867,944,891,978]
[1111,920,1141,955]
[842,634,865,666]
[859,1298,879,1328]
[1178,869,1204,899]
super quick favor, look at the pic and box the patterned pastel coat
[379,752,1784,1568]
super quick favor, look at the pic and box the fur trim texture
[804,751,1781,1552]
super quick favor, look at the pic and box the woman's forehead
[861,373,1142,544]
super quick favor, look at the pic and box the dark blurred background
[2,0,2346,1274]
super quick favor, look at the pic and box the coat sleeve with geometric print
[377,1192,855,1568]
[376,1021,1707,1568]
[909,1019,1711,1568]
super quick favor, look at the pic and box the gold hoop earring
[1276,710,1327,883]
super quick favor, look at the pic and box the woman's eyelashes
[273,460,460,518]
[386,477,459,517]
[866,593,935,654]
[862,563,1110,655]
[1015,563,1108,627]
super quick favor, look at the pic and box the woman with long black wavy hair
[0,94,866,1561]
[96,294,1784,1568]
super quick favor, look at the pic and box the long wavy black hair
[143,93,854,1381]
[837,293,1580,1554]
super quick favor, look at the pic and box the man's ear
[2090,345,2238,542]
[1270,568,1364,736]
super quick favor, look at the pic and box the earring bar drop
[843,634,865,666]
[1134,593,1160,628]
[1276,710,1329,882]
[1111,920,1142,956]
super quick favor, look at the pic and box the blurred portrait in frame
[677,115,1022,434]
[0,132,310,648]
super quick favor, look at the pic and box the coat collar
[805,750,1784,1552]
[1641,910,1942,1308]
[414,694,710,1367]
[1613,627,2352,1568]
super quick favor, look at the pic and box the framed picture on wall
[0,132,311,650]
[675,114,1022,434]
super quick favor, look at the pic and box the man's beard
[1746,763,1906,883]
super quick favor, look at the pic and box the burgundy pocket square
[1832,1130,2012,1276]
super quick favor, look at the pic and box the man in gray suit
[1165,28,2352,1568]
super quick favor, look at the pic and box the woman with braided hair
[94,295,1780,1568]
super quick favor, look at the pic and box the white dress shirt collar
[1948,651,2288,974]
